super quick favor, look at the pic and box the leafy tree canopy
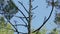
[0,16,14,34]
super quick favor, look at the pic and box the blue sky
[10,0,58,33]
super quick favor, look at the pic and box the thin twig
[15,16,29,18]
[18,9,28,22]
[15,16,28,25]
[32,6,38,10]
[18,1,29,14]
[14,24,27,27]
[8,20,19,34]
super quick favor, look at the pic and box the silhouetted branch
[15,16,28,25]
[18,9,28,22]
[19,17,27,25]
[36,30,39,34]
[44,16,47,21]
[32,6,38,10]
[8,20,19,34]
[14,20,17,28]
[14,24,27,27]
[15,16,29,18]
[18,1,29,14]
[32,6,54,33]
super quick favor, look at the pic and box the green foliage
[0,16,14,34]
[39,27,47,34]
[32,27,59,34]
[55,13,60,22]
[54,12,60,25]
[49,28,59,34]
[0,16,6,27]
[0,24,14,34]
[0,0,18,20]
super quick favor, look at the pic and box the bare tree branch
[14,24,27,27]
[32,6,54,33]
[18,9,29,22]
[32,6,38,10]
[36,30,39,34]
[20,18,27,25]
[15,16,29,18]
[16,17,27,25]
[8,20,19,34]
[18,1,29,14]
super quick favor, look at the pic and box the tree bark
[28,0,32,34]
